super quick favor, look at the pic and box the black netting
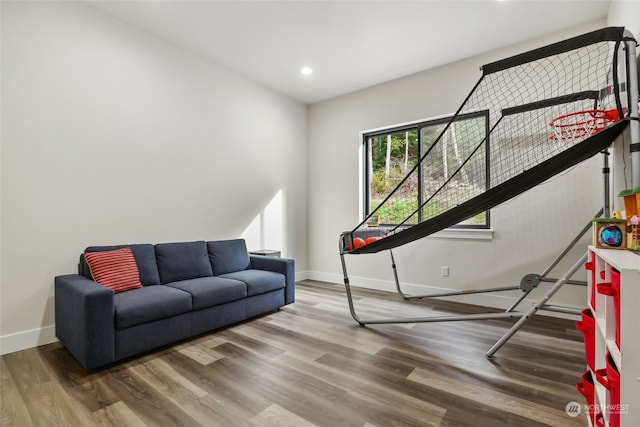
[344,27,634,254]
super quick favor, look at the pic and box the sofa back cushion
[155,241,213,283]
[207,239,250,275]
[81,244,161,286]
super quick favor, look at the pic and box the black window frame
[363,110,491,230]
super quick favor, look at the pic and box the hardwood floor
[1,280,588,427]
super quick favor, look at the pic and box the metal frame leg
[339,239,526,326]
[339,251,365,326]
[339,209,596,356]
[390,249,521,300]
[485,253,588,359]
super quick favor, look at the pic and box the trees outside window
[364,112,489,228]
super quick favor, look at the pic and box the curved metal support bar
[540,305,582,315]
[340,239,528,326]
[403,286,521,300]
[340,252,364,326]
[339,233,365,326]
[389,249,408,299]
[390,249,522,300]
[355,311,526,326]
[538,277,586,286]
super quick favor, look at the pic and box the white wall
[307,21,611,311]
[608,0,640,39]
[0,1,308,353]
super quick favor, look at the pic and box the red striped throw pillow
[84,248,143,293]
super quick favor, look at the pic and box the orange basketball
[352,237,365,249]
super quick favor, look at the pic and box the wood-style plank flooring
[1,280,589,426]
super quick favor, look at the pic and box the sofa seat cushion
[218,269,285,297]
[164,277,247,310]
[114,286,192,329]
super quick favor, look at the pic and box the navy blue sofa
[54,239,294,370]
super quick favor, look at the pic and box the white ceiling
[87,0,612,104]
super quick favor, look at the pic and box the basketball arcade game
[338,27,639,358]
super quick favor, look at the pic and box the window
[364,111,490,229]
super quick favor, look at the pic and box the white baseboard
[0,325,58,356]
[304,270,581,320]
[295,270,310,281]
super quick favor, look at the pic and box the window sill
[429,227,494,241]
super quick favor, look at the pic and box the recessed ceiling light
[301,66,313,76]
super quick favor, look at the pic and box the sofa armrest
[250,256,295,305]
[54,274,115,370]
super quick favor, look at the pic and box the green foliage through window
[364,112,490,228]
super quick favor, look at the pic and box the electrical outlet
[441,266,449,277]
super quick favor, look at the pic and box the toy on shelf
[629,215,640,251]
[592,218,627,250]
[615,187,640,250]
[618,187,640,218]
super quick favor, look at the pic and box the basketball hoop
[549,109,619,141]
